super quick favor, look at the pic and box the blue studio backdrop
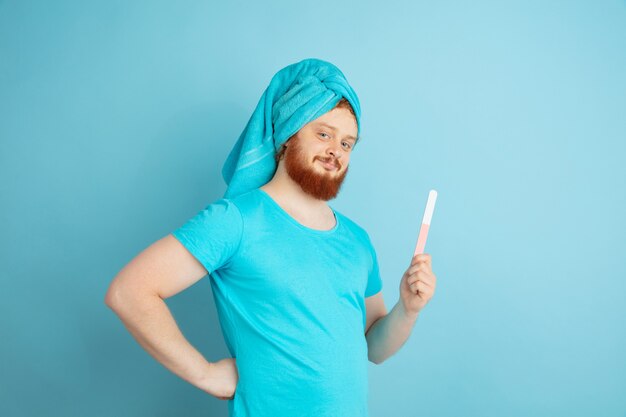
[1,1,625,416]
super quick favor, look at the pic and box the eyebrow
[314,122,358,142]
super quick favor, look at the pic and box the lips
[318,158,339,170]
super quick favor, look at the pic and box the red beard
[283,138,349,201]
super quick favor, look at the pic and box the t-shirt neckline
[256,188,339,235]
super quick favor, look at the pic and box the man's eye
[319,132,330,139]
[342,142,353,150]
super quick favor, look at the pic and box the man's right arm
[104,234,237,400]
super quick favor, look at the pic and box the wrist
[194,361,217,393]
[397,300,420,323]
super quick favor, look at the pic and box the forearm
[106,290,215,392]
[365,300,419,364]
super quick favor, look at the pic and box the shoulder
[199,197,243,221]
[176,197,244,234]
[222,188,264,217]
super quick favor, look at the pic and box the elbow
[368,356,382,365]
[367,351,383,365]
[104,281,135,312]
[104,283,122,311]
[104,281,160,315]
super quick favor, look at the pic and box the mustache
[317,156,340,169]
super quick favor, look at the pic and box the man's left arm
[365,254,437,364]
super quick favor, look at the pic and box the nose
[326,140,342,159]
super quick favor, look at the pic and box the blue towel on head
[221,58,362,199]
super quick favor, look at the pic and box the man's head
[222,59,361,199]
[273,98,358,201]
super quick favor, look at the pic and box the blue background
[1,1,624,416]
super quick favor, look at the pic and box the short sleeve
[364,235,383,297]
[171,199,244,275]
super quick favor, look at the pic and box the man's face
[281,107,358,201]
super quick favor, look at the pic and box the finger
[409,257,433,273]
[415,280,434,297]
[409,276,433,291]
[416,271,436,287]
[411,254,432,266]
[410,280,429,294]
[408,262,430,275]
[407,264,420,275]
[407,270,425,284]
[408,269,430,284]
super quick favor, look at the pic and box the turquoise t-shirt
[171,188,383,417]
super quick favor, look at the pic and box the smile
[318,159,339,171]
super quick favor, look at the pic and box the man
[105,58,437,417]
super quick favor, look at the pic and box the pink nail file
[413,190,438,256]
